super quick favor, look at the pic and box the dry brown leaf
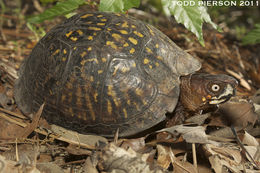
[244,146,260,163]
[17,104,44,138]
[252,89,260,104]
[157,125,209,144]
[50,124,108,149]
[66,144,92,155]
[185,113,211,125]
[169,152,196,173]
[204,144,242,165]
[100,143,168,173]
[0,116,25,140]
[83,157,99,173]
[238,131,259,147]
[36,163,64,173]
[0,155,40,173]
[156,145,171,169]
[219,98,258,128]
[119,137,146,151]
[208,155,242,173]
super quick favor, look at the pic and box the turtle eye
[211,84,220,92]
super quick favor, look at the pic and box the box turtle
[14,12,237,137]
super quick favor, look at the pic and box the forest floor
[0,5,259,173]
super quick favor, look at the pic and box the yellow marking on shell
[93,32,97,36]
[62,57,67,62]
[77,30,83,35]
[113,98,120,107]
[107,100,112,115]
[132,62,136,67]
[146,47,153,54]
[115,13,121,16]
[80,51,87,57]
[129,48,135,54]
[107,85,119,108]
[149,65,153,69]
[131,25,136,28]
[73,47,77,50]
[135,88,143,96]
[160,48,166,54]
[68,92,73,103]
[88,27,101,31]
[69,107,74,116]
[119,30,128,34]
[63,49,67,54]
[61,94,66,102]
[107,28,112,31]
[101,18,107,22]
[133,102,140,110]
[86,58,98,64]
[112,33,122,41]
[97,23,105,26]
[77,114,82,119]
[88,47,92,51]
[116,23,120,26]
[65,31,73,37]
[123,108,127,119]
[66,82,73,89]
[86,21,92,24]
[81,13,93,18]
[155,44,159,48]
[112,67,118,76]
[147,25,155,36]
[88,36,93,40]
[76,89,82,107]
[94,92,98,102]
[202,97,206,102]
[157,56,163,60]
[81,58,98,65]
[128,37,138,45]
[52,49,60,56]
[143,58,149,64]
[133,31,144,37]
[127,100,131,105]
[70,37,78,41]
[122,21,128,28]
[121,67,130,73]
[98,70,103,74]
[90,76,94,82]
[85,94,96,120]
[123,42,129,47]
[101,57,107,62]
[106,41,117,49]
[97,14,103,17]
[155,62,159,67]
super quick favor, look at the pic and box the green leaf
[242,24,260,45]
[99,0,140,12]
[27,0,85,24]
[162,0,219,46]
[26,23,46,41]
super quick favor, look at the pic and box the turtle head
[180,73,238,112]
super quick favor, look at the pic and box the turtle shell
[14,12,201,137]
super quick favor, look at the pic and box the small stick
[231,126,259,170]
[192,143,198,173]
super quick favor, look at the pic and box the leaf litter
[0,7,260,173]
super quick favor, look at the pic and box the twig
[192,143,198,173]
[231,126,259,170]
